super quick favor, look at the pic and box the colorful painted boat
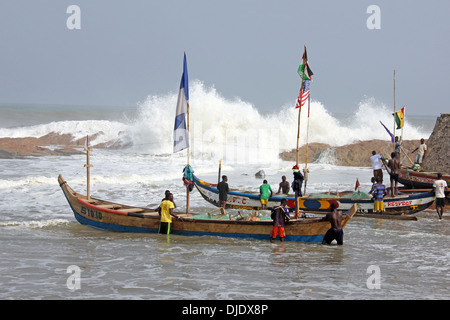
[193,175,435,217]
[58,175,356,242]
[398,168,449,189]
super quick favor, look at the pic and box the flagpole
[296,45,307,165]
[303,94,311,195]
[393,69,396,150]
[185,52,191,215]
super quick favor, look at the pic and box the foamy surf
[0,218,70,228]
[0,81,432,163]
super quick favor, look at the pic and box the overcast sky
[0,0,449,116]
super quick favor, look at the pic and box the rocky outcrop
[280,140,420,167]
[0,132,126,158]
[421,113,449,173]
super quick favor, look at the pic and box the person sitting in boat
[270,199,290,242]
[259,179,273,210]
[277,175,290,194]
[321,203,344,245]
[157,193,181,235]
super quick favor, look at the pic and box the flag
[393,107,405,129]
[297,47,313,81]
[174,53,190,153]
[295,80,310,108]
[355,178,360,191]
[380,121,395,144]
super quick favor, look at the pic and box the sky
[0,0,449,116]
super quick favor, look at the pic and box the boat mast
[186,100,190,215]
[84,135,93,200]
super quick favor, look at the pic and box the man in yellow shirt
[157,193,180,234]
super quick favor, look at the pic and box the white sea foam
[0,218,70,228]
[0,81,431,163]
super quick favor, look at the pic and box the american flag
[296,80,310,108]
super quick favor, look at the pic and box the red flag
[355,178,360,191]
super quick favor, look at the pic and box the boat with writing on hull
[193,175,434,219]
[58,175,357,242]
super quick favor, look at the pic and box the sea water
[0,82,448,300]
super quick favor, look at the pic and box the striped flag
[174,53,190,153]
[296,80,310,108]
[393,107,405,129]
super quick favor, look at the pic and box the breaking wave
[0,81,431,163]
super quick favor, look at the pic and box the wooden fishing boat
[398,168,449,189]
[193,175,434,218]
[58,175,357,242]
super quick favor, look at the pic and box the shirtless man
[388,152,400,197]
[276,175,290,194]
[321,203,344,245]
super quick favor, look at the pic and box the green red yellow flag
[393,107,405,129]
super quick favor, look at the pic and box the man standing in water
[321,203,344,245]
[157,193,181,234]
[433,173,448,219]
[259,179,273,210]
[217,175,229,209]
[270,199,290,242]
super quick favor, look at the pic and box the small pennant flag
[355,178,360,191]
[380,121,395,144]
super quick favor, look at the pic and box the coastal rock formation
[0,132,126,158]
[280,140,420,167]
[421,113,449,173]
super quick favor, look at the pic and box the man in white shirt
[370,151,383,183]
[433,173,448,219]
[412,138,427,164]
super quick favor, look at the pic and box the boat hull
[58,175,356,242]
[193,175,434,217]
[398,168,449,189]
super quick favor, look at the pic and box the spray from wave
[0,81,430,163]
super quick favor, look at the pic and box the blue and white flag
[174,53,189,153]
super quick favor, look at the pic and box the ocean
[0,82,448,300]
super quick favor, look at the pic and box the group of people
[370,137,447,218]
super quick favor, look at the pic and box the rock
[421,113,449,173]
[255,170,265,178]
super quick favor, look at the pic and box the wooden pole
[186,101,190,215]
[393,69,396,149]
[84,135,93,200]
[303,94,311,195]
[296,45,307,165]
[218,159,222,185]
